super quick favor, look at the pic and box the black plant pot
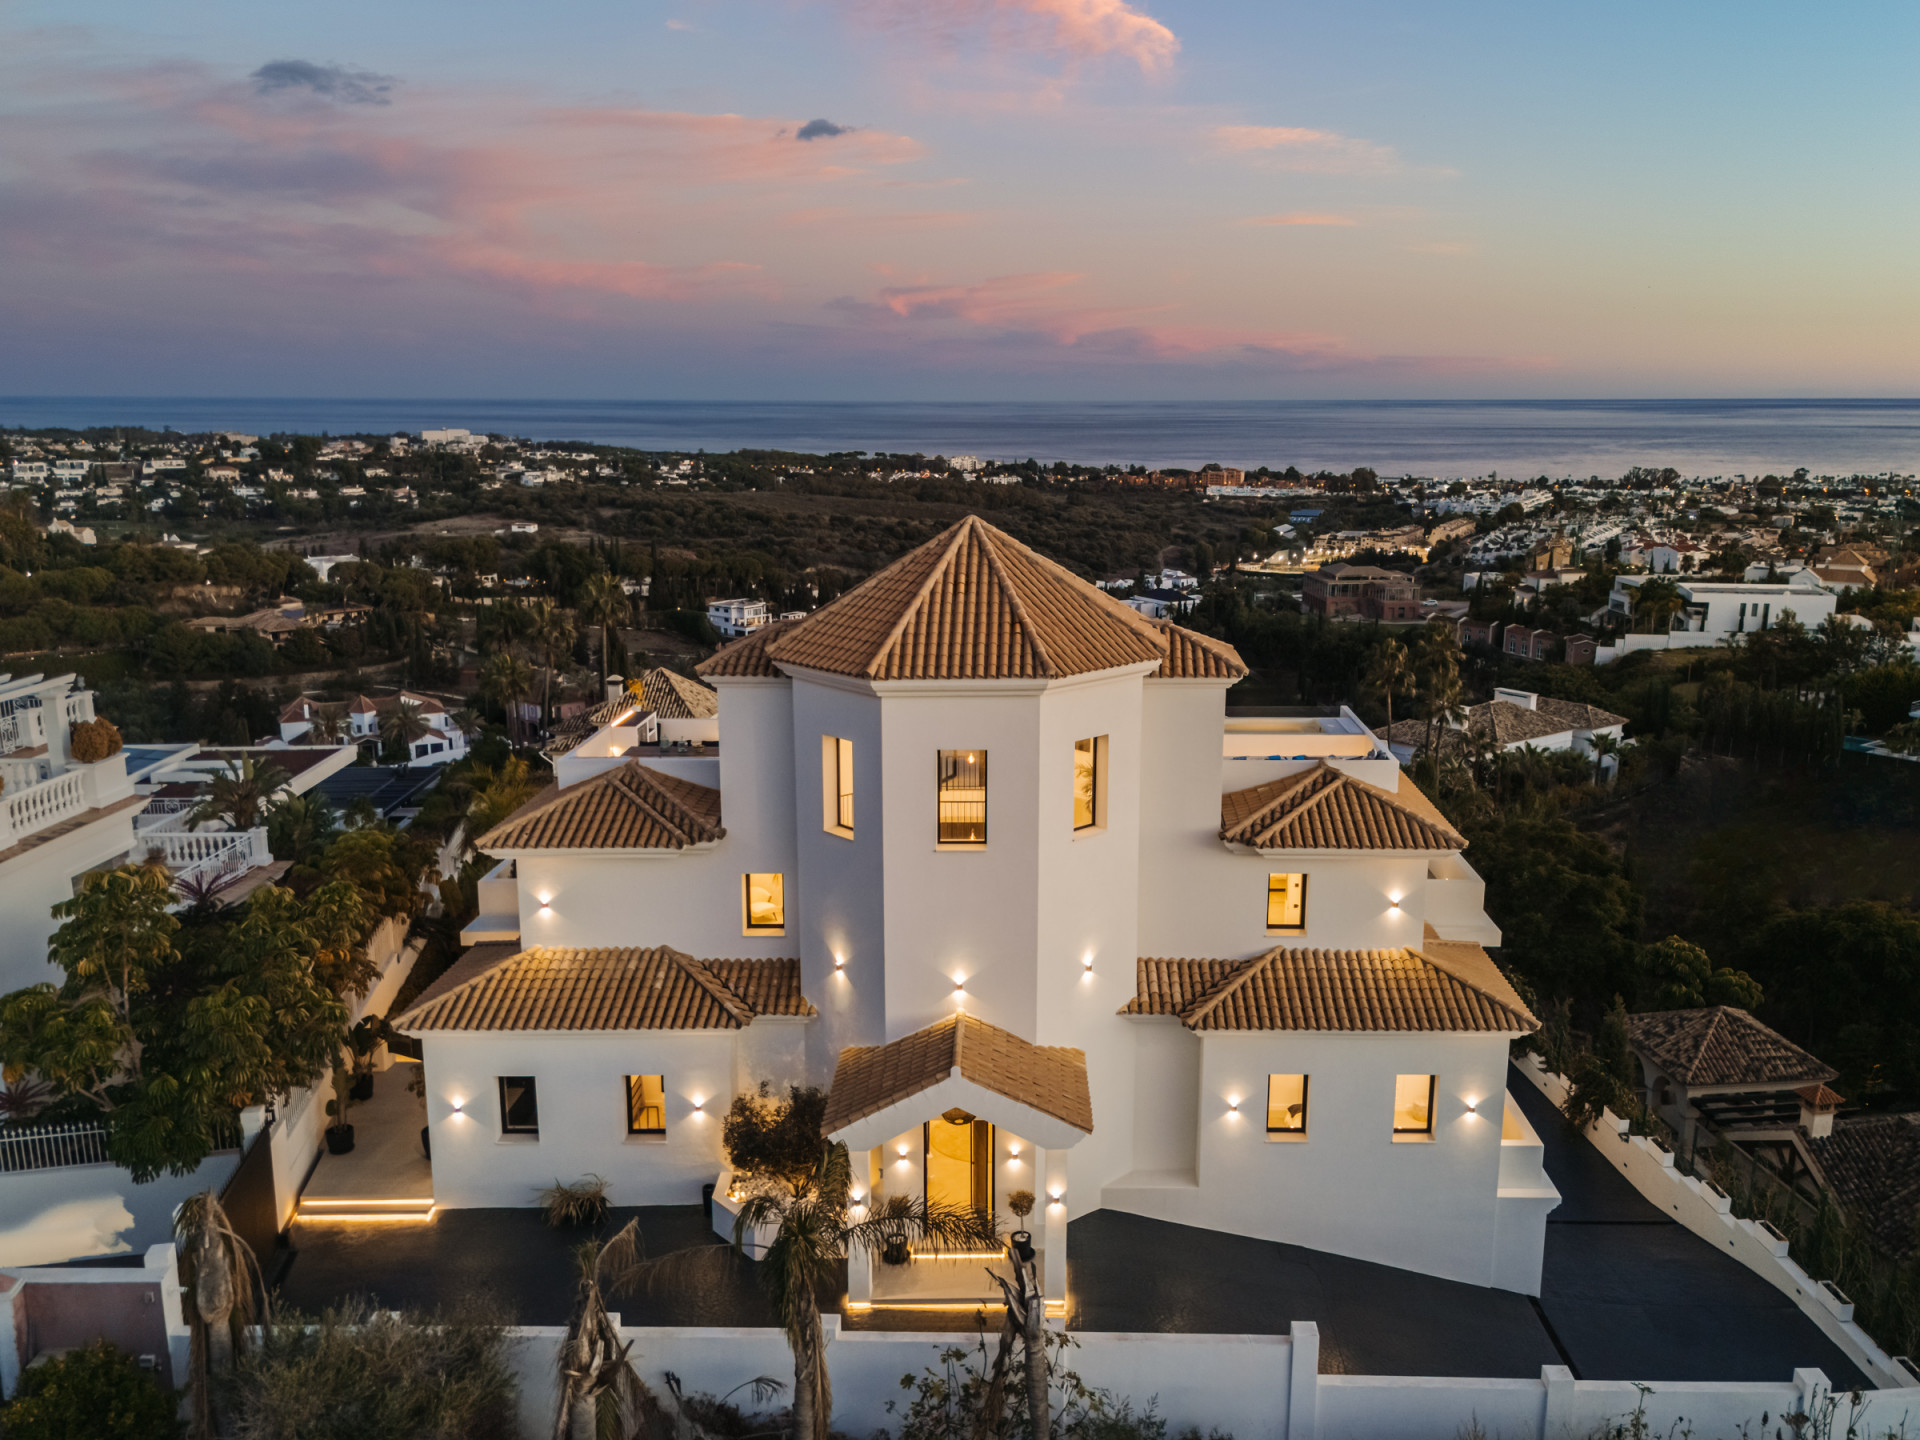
[325,1124,356,1155]
[350,1073,374,1102]
[881,1235,910,1267]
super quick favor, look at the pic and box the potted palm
[324,1064,356,1154]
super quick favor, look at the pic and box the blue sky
[1,0,1914,399]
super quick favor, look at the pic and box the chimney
[1797,1085,1840,1140]
[605,675,626,704]
[1492,687,1538,710]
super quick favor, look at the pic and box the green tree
[378,699,433,760]
[0,1340,180,1440]
[1635,934,1763,1012]
[187,755,290,831]
[1363,636,1412,731]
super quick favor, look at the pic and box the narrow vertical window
[1266,1074,1308,1137]
[1393,1074,1435,1137]
[937,750,987,845]
[1073,736,1106,832]
[499,1076,540,1136]
[1267,873,1307,932]
[743,873,785,933]
[822,735,854,837]
[626,1075,666,1136]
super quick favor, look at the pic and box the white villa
[396,517,1558,1307]
[279,690,469,768]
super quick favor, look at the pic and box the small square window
[499,1075,539,1135]
[626,1074,666,1136]
[937,750,987,846]
[1393,1074,1434,1136]
[744,873,785,933]
[1267,873,1307,932]
[1267,1074,1308,1135]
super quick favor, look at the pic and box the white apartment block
[706,597,771,638]
[397,517,1557,1309]
[1608,574,1836,647]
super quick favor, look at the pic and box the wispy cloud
[251,60,395,106]
[1243,212,1359,227]
[1212,124,1402,175]
[855,0,1178,75]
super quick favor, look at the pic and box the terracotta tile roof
[633,668,718,719]
[1220,760,1465,852]
[393,947,813,1032]
[697,619,806,678]
[1626,1007,1838,1089]
[1152,621,1249,680]
[1375,698,1624,754]
[1532,696,1627,731]
[543,693,642,758]
[1810,1114,1920,1255]
[475,761,723,851]
[1123,944,1536,1033]
[822,1013,1093,1135]
[763,514,1169,682]
[1797,1083,1846,1112]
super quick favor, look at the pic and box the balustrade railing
[145,826,270,876]
[5,767,87,837]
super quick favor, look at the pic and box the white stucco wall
[0,810,139,996]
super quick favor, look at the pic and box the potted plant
[537,1174,611,1229]
[324,1064,356,1154]
[1007,1189,1035,1224]
[347,1016,390,1102]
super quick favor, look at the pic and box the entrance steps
[295,1194,436,1223]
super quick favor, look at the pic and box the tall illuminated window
[1393,1074,1435,1136]
[937,750,987,845]
[822,735,854,837]
[626,1074,666,1135]
[1267,873,1307,932]
[1073,736,1106,832]
[1266,1074,1308,1136]
[743,873,785,933]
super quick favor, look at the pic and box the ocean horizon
[4,397,1918,479]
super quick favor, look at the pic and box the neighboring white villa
[1607,574,1837,649]
[1376,689,1629,771]
[397,516,1557,1308]
[707,597,771,639]
[279,690,468,767]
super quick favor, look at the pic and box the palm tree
[188,756,291,832]
[1589,731,1623,784]
[480,651,534,742]
[553,1219,654,1440]
[734,1143,996,1440]
[379,699,434,760]
[176,1189,265,1440]
[530,600,577,727]
[578,571,632,689]
[1634,577,1683,635]
[1364,636,1412,733]
[448,707,483,745]
[305,702,349,746]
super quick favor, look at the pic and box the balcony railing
[5,767,87,837]
[0,1116,241,1174]
[144,826,272,886]
[0,704,46,758]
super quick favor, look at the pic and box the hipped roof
[822,1012,1093,1137]
[1220,761,1465,852]
[476,760,722,852]
[1626,1007,1837,1089]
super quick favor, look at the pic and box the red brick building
[1301,564,1422,622]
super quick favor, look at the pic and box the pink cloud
[856,0,1178,74]
[1212,124,1402,175]
[1243,212,1360,227]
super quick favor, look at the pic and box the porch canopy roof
[823,1013,1093,1152]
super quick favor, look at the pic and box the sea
[3,397,1917,480]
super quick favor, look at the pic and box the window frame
[625,1073,667,1138]
[1266,872,1308,933]
[821,734,854,839]
[1072,735,1108,835]
[1266,1073,1309,1141]
[498,1075,540,1137]
[935,748,988,848]
[742,872,786,935]
[1392,1073,1436,1140]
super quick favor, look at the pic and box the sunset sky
[2,0,1915,400]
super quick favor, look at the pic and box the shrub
[722,1083,827,1195]
[225,1298,518,1440]
[68,716,124,763]
[538,1174,611,1228]
[0,1340,180,1440]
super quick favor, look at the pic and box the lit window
[626,1074,666,1136]
[744,873,785,933]
[1267,1074,1308,1135]
[1393,1074,1434,1135]
[937,750,987,845]
[1267,873,1307,931]
[822,735,854,837]
[1073,736,1106,832]
[498,1075,540,1136]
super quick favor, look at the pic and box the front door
[924,1108,993,1220]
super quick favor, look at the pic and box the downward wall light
[1464,1097,1479,1115]
[449,1097,465,1113]
[691,1097,705,1113]
[1227,1097,1241,1113]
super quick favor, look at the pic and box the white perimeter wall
[0,811,138,995]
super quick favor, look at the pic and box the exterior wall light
[953,976,966,992]
[834,954,846,971]
[897,1143,911,1157]
[1007,1142,1021,1157]
[691,1097,705,1112]
[1227,1097,1240,1113]
[538,894,553,910]
[1388,896,1402,909]
[449,1097,465,1113]
[1048,1189,1064,1204]
[1464,1097,1479,1114]
[1081,952,1095,972]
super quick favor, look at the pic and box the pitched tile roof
[1532,696,1628,731]
[1123,943,1537,1033]
[1626,1007,1838,1089]
[697,619,806,678]
[822,1013,1094,1136]
[475,761,723,852]
[633,667,718,719]
[1220,760,1465,852]
[1152,621,1249,680]
[543,693,642,757]
[1810,1114,1920,1255]
[762,515,1170,682]
[1375,697,1626,754]
[393,946,813,1032]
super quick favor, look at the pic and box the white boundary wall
[1512,1055,1919,1392]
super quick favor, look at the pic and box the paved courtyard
[276,1064,1870,1383]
